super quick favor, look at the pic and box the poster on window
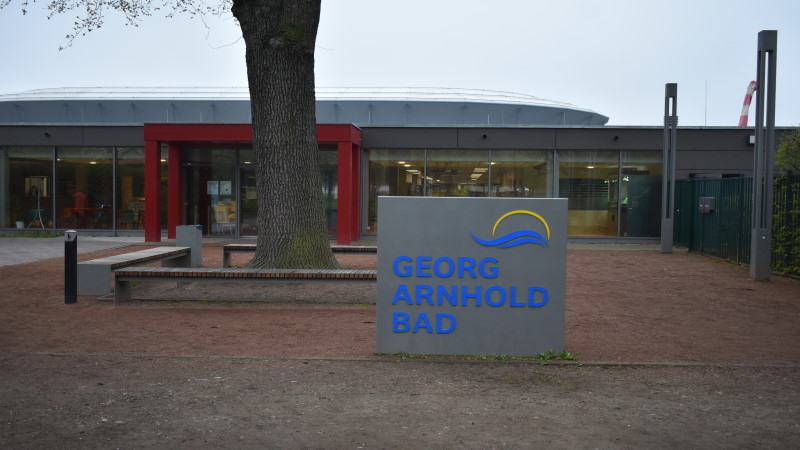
[220,181,232,195]
[207,181,219,195]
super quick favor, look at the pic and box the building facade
[0,88,775,243]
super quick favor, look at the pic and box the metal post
[661,83,678,253]
[750,30,777,280]
[64,230,78,304]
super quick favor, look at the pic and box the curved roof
[0,87,608,127]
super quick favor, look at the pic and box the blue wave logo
[471,210,551,249]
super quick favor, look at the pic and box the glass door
[183,148,240,236]
[239,167,258,237]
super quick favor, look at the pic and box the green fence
[674,174,800,275]
[772,174,800,274]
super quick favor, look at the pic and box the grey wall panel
[362,128,459,149]
[0,126,84,146]
[0,126,144,147]
[555,128,662,150]
[81,127,144,146]
[677,151,755,177]
[678,129,754,152]
[362,127,558,150]
[456,128,557,149]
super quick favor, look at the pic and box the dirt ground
[1,243,799,448]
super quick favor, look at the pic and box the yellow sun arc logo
[491,210,551,241]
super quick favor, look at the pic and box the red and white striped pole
[738,80,757,126]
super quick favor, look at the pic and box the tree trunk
[232,0,339,269]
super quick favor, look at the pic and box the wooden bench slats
[223,244,377,252]
[114,266,377,304]
[115,267,377,280]
[78,246,194,296]
[82,246,190,269]
[222,243,377,268]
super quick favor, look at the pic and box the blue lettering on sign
[436,313,456,334]
[434,257,455,278]
[458,257,477,278]
[392,284,413,305]
[529,287,548,307]
[393,312,410,332]
[478,257,499,278]
[485,286,506,307]
[389,254,553,337]
[393,283,548,308]
[393,256,413,277]
[461,285,482,306]
[412,313,434,333]
[437,285,458,306]
[416,256,433,277]
[509,286,524,307]
[416,284,435,305]
[392,256,499,279]
[393,312,457,334]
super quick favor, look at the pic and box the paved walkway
[0,234,674,267]
[0,236,145,267]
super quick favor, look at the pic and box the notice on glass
[220,181,232,195]
[207,181,219,195]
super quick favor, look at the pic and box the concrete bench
[78,246,192,296]
[222,243,378,268]
[113,267,378,304]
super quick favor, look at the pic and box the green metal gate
[674,174,800,275]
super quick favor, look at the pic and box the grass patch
[1,231,63,238]
[384,349,580,363]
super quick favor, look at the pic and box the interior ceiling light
[587,165,595,169]
[404,164,412,167]
[397,161,406,164]
[89,161,97,165]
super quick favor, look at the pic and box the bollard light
[64,230,78,304]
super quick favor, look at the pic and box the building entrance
[181,148,243,236]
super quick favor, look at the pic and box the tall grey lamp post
[661,83,678,253]
[750,30,777,280]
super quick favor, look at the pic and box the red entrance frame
[143,123,362,245]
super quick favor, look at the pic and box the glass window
[57,147,113,229]
[183,147,237,235]
[183,148,238,166]
[490,150,552,198]
[239,149,257,236]
[319,146,338,235]
[558,151,619,237]
[116,147,145,230]
[620,151,662,238]
[426,150,489,197]
[184,164,237,236]
[1,147,53,229]
[367,149,425,233]
[239,149,255,166]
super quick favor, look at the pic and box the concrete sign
[376,197,567,356]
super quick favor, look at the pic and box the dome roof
[0,87,608,126]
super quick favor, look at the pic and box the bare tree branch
[1,0,234,49]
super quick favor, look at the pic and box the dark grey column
[661,84,678,253]
[750,30,777,280]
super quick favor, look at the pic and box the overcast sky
[0,0,798,127]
